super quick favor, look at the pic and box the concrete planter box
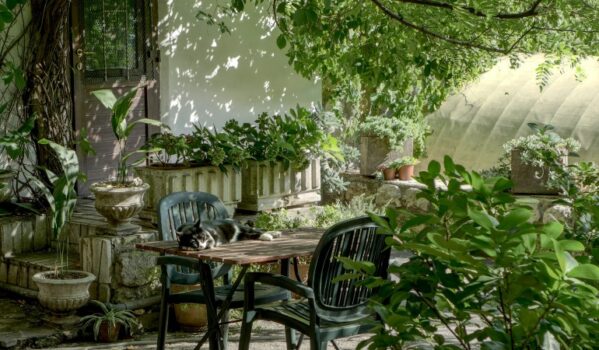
[360,136,413,176]
[136,165,241,220]
[238,159,321,212]
[511,149,566,195]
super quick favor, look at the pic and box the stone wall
[340,173,572,224]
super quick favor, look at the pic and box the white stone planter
[238,159,321,212]
[90,182,149,235]
[0,171,13,203]
[32,270,96,313]
[136,165,241,220]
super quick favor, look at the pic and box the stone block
[116,251,158,287]
[0,260,7,283]
[7,263,18,285]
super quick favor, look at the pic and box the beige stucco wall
[157,0,321,134]
[420,56,599,172]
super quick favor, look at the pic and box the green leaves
[567,264,599,281]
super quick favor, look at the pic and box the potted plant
[89,87,166,234]
[135,122,248,221]
[359,116,428,176]
[238,106,341,211]
[80,300,139,342]
[0,116,35,203]
[378,163,398,180]
[503,123,579,195]
[393,156,419,180]
[31,139,96,314]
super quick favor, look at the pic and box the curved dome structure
[421,56,599,171]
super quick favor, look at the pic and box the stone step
[1,214,50,258]
[0,251,81,291]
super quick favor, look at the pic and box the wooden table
[136,227,325,350]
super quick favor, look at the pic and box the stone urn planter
[136,165,241,222]
[0,170,13,203]
[511,149,567,195]
[238,159,321,212]
[90,182,150,235]
[32,270,96,314]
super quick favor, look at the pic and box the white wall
[157,0,321,135]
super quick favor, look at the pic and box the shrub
[347,156,599,349]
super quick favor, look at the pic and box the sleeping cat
[175,219,281,250]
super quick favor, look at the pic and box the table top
[135,227,325,265]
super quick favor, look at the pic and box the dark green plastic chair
[155,191,289,350]
[239,216,391,350]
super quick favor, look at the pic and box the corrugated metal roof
[421,56,599,171]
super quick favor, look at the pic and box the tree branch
[369,0,507,53]
[393,0,543,19]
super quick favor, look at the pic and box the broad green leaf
[467,207,495,230]
[567,264,599,281]
[542,221,563,239]
[542,332,559,350]
[558,240,585,252]
[498,207,532,229]
[91,89,117,110]
[428,160,441,175]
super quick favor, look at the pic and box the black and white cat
[175,219,281,250]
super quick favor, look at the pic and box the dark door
[71,0,159,195]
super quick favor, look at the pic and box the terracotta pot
[172,284,208,330]
[32,270,96,314]
[397,165,415,181]
[382,168,397,180]
[90,182,149,226]
[98,321,121,342]
[0,171,13,203]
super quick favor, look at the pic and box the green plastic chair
[155,191,289,350]
[239,216,391,350]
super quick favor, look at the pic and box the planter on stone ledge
[511,149,567,195]
[90,181,149,235]
[237,159,321,212]
[135,164,241,221]
[360,136,413,176]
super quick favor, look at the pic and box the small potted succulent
[503,123,579,195]
[90,87,167,234]
[80,300,139,343]
[392,156,419,180]
[378,162,398,180]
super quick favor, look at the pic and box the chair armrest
[245,272,314,299]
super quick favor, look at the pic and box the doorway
[71,0,159,195]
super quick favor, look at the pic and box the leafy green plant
[360,116,429,157]
[189,121,250,172]
[29,139,84,276]
[80,300,139,341]
[91,87,167,185]
[343,156,599,349]
[145,132,193,167]
[247,106,342,170]
[387,156,419,170]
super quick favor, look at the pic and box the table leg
[281,259,299,350]
[198,261,220,350]
[195,264,250,350]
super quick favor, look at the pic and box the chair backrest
[157,191,230,241]
[308,216,391,323]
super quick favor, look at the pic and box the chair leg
[239,310,255,350]
[285,326,300,350]
[156,297,169,350]
[309,331,327,350]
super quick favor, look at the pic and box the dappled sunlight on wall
[158,0,321,134]
[420,56,599,172]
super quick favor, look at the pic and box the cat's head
[175,220,215,250]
